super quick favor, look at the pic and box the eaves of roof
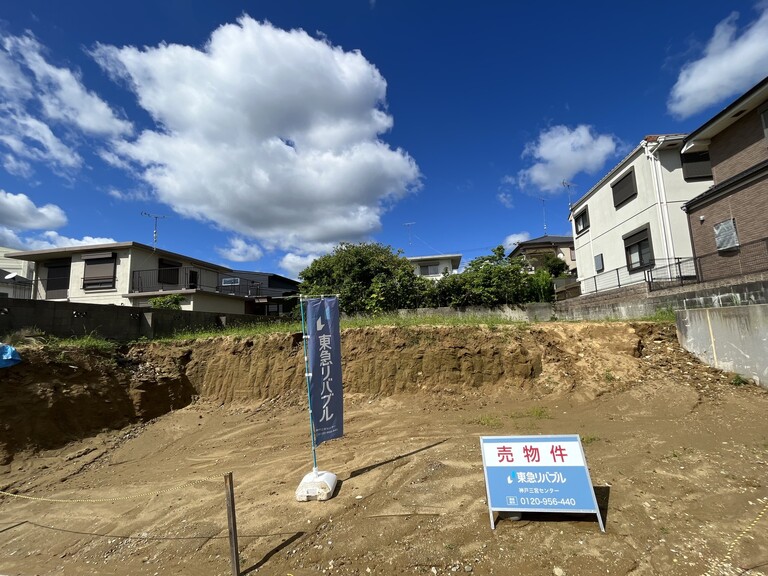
[683,75,768,150]
[5,241,233,272]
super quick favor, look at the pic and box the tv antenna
[141,211,167,250]
[562,180,576,207]
[539,197,547,235]
[403,222,416,245]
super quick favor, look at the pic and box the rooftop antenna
[539,197,547,235]
[141,211,167,251]
[562,180,575,208]
[403,222,416,245]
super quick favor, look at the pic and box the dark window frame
[611,169,637,208]
[681,151,713,182]
[82,252,117,290]
[574,207,590,234]
[419,263,439,275]
[623,224,654,273]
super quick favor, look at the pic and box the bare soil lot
[1,322,767,576]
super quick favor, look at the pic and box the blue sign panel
[480,434,604,531]
[305,297,343,445]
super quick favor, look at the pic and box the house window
[158,258,181,285]
[612,170,637,208]
[82,252,117,290]
[419,264,439,275]
[594,253,604,273]
[714,218,739,251]
[569,247,576,261]
[681,151,712,181]
[759,103,768,139]
[574,207,590,234]
[623,225,653,272]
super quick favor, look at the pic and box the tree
[148,294,185,310]
[299,242,428,315]
[541,253,569,278]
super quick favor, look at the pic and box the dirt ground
[0,322,767,576]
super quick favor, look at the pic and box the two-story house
[569,134,713,294]
[681,75,768,283]
[5,242,298,315]
[407,254,462,279]
[508,235,577,274]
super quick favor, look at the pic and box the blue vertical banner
[305,297,344,445]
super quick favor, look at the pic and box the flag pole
[295,294,340,501]
[299,295,319,473]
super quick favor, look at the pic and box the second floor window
[574,208,590,234]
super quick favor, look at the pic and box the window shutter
[612,170,637,207]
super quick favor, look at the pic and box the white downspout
[643,140,673,263]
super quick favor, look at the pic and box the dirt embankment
[0,322,644,465]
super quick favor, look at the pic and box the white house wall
[572,149,657,279]
[66,249,133,305]
[656,148,711,260]
[411,257,457,279]
[572,145,712,283]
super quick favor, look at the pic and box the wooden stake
[224,472,240,576]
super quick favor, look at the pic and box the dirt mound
[1,323,648,464]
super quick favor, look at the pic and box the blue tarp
[0,344,21,368]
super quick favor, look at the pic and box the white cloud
[93,16,421,255]
[503,232,531,251]
[3,34,132,137]
[2,153,32,178]
[668,5,768,119]
[0,31,131,177]
[513,125,618,193]
[23,231,116,250]
[107,186,151,202]
[0,227,25,250]
[279,252,320,278]
[216,237,264,262]
[0,189,67,230]
[497,191,514,209]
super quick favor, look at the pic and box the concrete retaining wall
[676,304,768,387]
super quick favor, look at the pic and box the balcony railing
[647,237,768,290]
[578,262,654,295]
[131,267,261,297]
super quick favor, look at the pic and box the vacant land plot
[1,322,766,575]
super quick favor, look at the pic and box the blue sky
[1,1,767,278]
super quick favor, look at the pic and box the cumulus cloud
[23,231,116,250]
[0,31,131,176]
[0,227,25,250]
[216,237,264,262]
[279,252,320,278]
[93,16,420,256]
[668,5,768,119]
[0,189,67,230]
[503,232,531,252]
[512,125,619,194]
